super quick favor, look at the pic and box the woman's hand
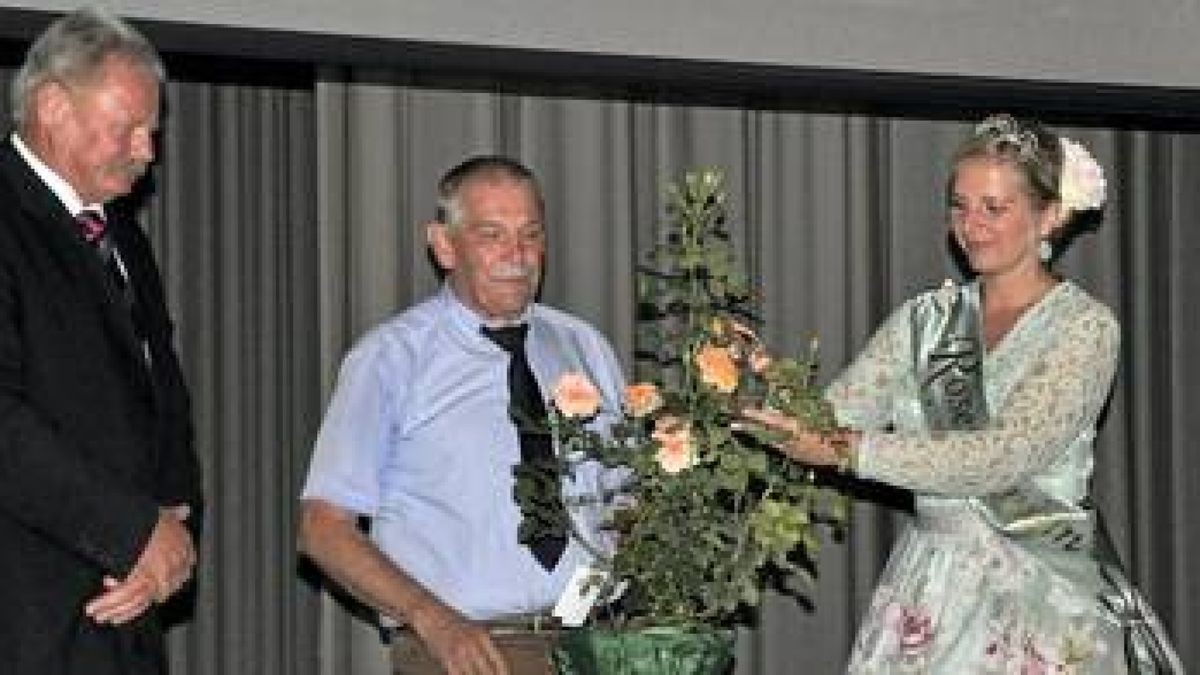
[740,407,858,471]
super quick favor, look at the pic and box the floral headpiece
[973,114,1106,217]
[1058,137,1106,215]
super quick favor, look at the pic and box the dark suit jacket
[0,139,202,675]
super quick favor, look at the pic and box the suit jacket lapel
[103,218,155,379]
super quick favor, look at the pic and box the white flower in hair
[1059,137,1106,214]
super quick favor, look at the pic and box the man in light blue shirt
[299,156,624,675]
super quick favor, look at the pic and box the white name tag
[552,565,609,627]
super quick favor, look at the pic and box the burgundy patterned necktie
[75,210,148,362]
[74,211,151,368]
[75,210,127,292]
[481,323,568,570]
[75,209,107,244]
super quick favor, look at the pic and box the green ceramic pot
[553,625,733,675]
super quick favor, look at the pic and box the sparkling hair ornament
[973,115,1041,163]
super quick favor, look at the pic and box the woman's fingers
[740,407,801,433]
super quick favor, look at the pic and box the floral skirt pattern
[846,502,1134,674]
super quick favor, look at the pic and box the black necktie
[481,324,567,570]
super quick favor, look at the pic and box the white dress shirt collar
[441,282,534,337]
[9,132,105,218]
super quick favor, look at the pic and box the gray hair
[10,6,164,126]
[436,155,545,229]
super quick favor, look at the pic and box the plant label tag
[552,565,608,627]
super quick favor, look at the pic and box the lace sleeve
[855,303,1119,496]
[825,301,911,430]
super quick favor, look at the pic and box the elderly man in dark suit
[0,7,202,675]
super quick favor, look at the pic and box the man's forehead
[459,178,541,215]
[459,175,536,198]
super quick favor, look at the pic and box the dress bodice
[828,280,1116,502]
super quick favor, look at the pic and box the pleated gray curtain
[1,58,1196,674]
[137,78,325,675]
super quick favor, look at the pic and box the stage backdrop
[0,43,1196,675]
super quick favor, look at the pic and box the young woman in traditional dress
[745,114,1181,674]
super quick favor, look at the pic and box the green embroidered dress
[830,281,1181,674]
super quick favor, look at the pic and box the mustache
[114,162,149,181]
[490,263,538,281]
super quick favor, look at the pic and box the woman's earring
[1038,239,1053,262]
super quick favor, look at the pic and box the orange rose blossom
[651,415,696,474]
[694,344,739,393]
[551,371,602,418]
[623,383,664,418]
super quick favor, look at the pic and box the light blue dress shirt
[302,285,626,620]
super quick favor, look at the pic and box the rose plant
[515,169,846,629]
